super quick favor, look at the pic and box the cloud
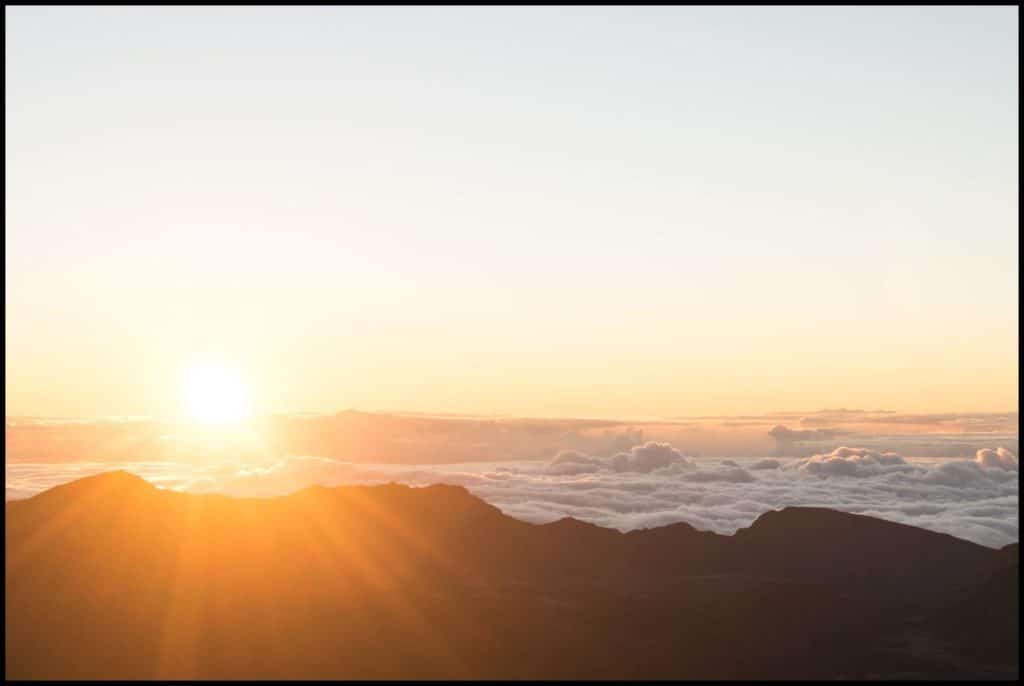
[749,458,781,470]
[795,447,915,478]
[920,460,1015,488]
[546,451,604,475]
[610,442,695,473]
[770,425,846,440]
[545,442,694,475]
[976,447,1018,471]
[682,466,755,483]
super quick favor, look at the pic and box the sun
[182,363,252,426]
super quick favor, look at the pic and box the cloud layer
[546,442,694,475]
[6,444,1019,549]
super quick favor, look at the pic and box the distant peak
[71,469,153,487]
[752,506,844,521]
[742,506,866,532]
[645,520,700,534]
[545,516,603,530]
[105,468,146,479]
[26,470,156,502]
[293,481,493,513]
[419,483,474,497]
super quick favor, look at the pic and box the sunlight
[181,363,252,426]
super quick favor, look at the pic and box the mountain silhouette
[6,472,1018,679]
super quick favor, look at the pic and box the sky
[5,6,1019,420]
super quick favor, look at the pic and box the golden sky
[5,7,1019,420]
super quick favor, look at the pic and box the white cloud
[681,466,755,483]
[976,447,1018,471]
[794,447,915,478]
[546,451,604,475]
[749,458,781,470]
[545,441,694,475]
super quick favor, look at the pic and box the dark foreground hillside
[6,471,1018,679]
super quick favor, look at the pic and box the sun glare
[182,364,252,426]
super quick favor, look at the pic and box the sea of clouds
[6,444,1018,549]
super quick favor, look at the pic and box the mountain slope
[5,472,1018,679]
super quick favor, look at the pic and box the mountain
[6,472,1018,679]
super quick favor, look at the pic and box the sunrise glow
[181,364,252,426]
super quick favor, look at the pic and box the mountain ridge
[6,471,1018,679]
[5,470,1006,550]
